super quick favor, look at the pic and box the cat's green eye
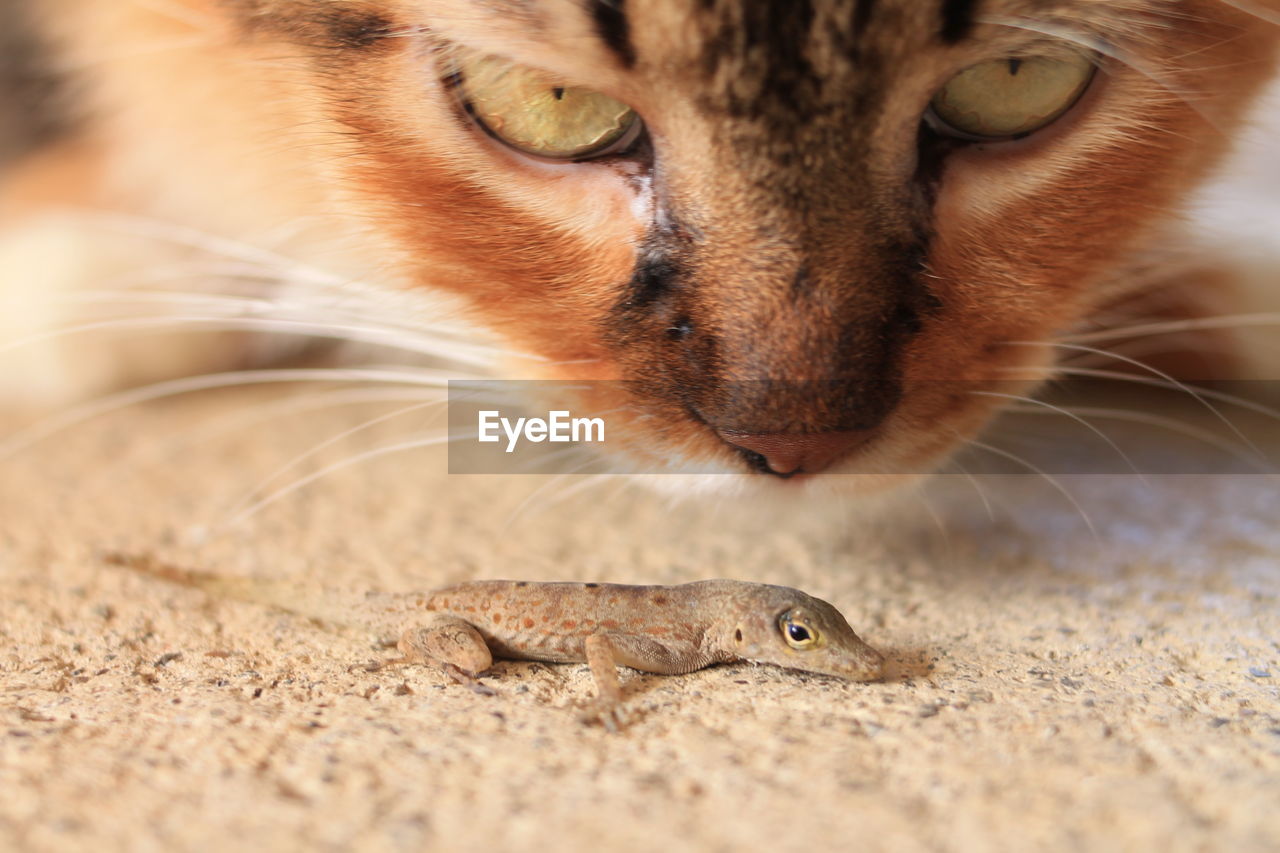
[450,51,641,160]
[930,53,1096,140]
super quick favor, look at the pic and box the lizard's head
[732,589,884,682]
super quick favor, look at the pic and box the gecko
[104,553,885,728]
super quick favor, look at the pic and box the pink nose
[717,429,876,476]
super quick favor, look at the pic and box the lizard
[104,553,885,729]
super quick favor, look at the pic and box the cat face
[59,0,1280,487]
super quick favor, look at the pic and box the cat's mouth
[696,414,882,478]
[582,353,1053,484]
[638,388,908,480]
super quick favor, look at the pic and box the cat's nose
[716,429,876,476]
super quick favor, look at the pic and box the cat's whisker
[1002,340,1266,461]
[64,263,332,299]
[940,459,997,522]
[52,275,477,329]
[1060,312,1280,344]
[535,474,637,531]
[1214,0,1280,28]
[1020,365,1280,429]
[220,398,450,521]
[80,387,448,496]
[51,287,412,337]
[61,211,268,264]
[547,470,630,508]
[55,209,565,368]
[215,430,473,531]
[0,367,456,462]
[0,314,500,369]
[911,488,953,554]
[73,211,368,289]
[961,437,1100,541]
[57,288,276,310]
[60,283,516,364]
[1000,403,1274,473]
[1057,336,1257,367]
[970,390,1146,480]
[503,465,614,529]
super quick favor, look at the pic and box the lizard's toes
[445,660,494,686]
[578,700,631,733]
[351,659,392,674]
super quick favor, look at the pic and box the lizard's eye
[779,611,821,650]
[445,48,643,161]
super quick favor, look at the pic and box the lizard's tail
[101,551,349,629]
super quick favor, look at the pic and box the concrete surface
[1,390,1278,852]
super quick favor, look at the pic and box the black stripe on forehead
[695,0,871,121]
[853,0,878,33]
[939,0,980,43]
[222,1,394,50]
[590,0,637,68]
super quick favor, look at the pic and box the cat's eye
[448,50,642,160]
[779,611,821,650]
[929,52,1096,140]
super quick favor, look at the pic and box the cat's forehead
[435,0,1160,119]
[489,0,1153,61]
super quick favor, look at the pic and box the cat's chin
[605,467,927,537]
[627,467,929,506]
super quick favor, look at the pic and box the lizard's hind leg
[392,614,494,683]
[581,634,627,731]
[580,633,677,732]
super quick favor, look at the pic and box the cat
[1,0,1278,494]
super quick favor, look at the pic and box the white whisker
[0,367,453,461]
[80,387,448,494]
[220,398,449,520]
[971,390,1145,479]
[1,311,500,369]
[54,283,514,365]
[1214,0,1280,28]
[962,438,1099,540]
[1060,337,1253,368]
[1003,341,1267,462]
[1027,365,1280,429]
[54,210,543,365]
[216,430,476,531]
[503,466,616,528]
[1061,313,1280,344]
[1001,403,1274,474]
[56,288,276,311]
[919,491,948,538]
[81,211,328,272]
[942,458,997,522]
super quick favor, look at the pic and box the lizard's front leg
[391,614,494,683]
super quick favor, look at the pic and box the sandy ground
[1,390,1278,852]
